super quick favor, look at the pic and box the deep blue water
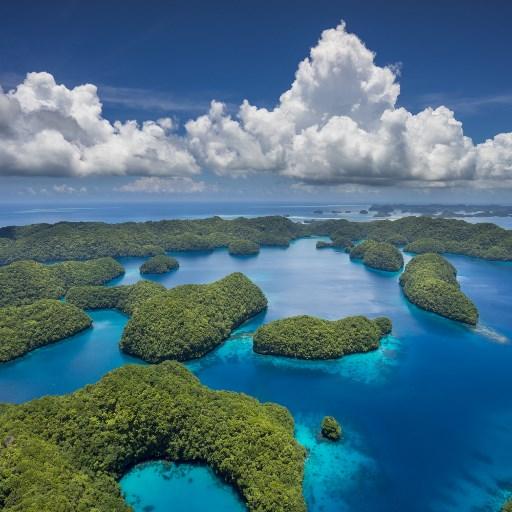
[0,201,375,226]
[1,233,512,511]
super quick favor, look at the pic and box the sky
[0,0,512,204]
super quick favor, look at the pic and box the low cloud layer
[117,176,206,194]
[1,22,511,186]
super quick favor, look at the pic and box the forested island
[228,239,260,256]
[253,315,391,359]
[0,257,124,307]
[0,257,122,361]
[140,254,179,274]
[0,215,510,263]
[400,253,479,325]
[316,235,353,250]
[403,238,447,254]
[0,362,306,511]
[0,299,92,362]
[321,416,342,441]
[66,280,166,315]
[121,273,267,362]
[349,240,404,271]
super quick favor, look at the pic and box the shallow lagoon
[120,461,245,512]
[1,237,512,511]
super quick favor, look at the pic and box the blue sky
[1,0,511,203]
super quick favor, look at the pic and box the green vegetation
[0,299,91,362]
[404,238,446,254]
[1,215,509,264]
[321,416,342,441]
[0,260,64,307]
[68,273,267,362]
[54,258,125,288]
[66,280,166,315]
[316,236,353,250]
[0,216,300,263]
[253,315,390,360]
[349,240,404,271]
[0,258,124,307]
[228,239,260,256]
[121,273,267,362]
[140,254,179,274]
[309,216,512,261]
[374,316,392,336]
[400,253,479,325]
[502,500,512,512]
[0,362,306,511]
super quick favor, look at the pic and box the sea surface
[2,200,512,228]
[0,207,511,511]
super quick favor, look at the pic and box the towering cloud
[186,22,507,186]
[0,22,511,186]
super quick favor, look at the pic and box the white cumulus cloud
[0,72,198,177]
[184,22,512,186]
[1,22,512,186]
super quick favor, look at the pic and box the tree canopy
[253,315,390,360]
[321,416,342,441]
[66,280,166,315]
[0,215,510,263]
[0,362,306,511]
[400,253,478,325]
[228,239,260,256]
[349,240,404,271]
[0,258,124,307]
[140,254,179,274]
[0,299,91,362]
[121,273,267,362]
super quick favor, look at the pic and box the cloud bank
[117,176,206,194]
[1,22,511,186]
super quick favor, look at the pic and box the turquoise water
[120,462,245,512]
[0,309,139,403]
[1,237,512,511]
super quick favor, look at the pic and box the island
[119,273,267,362]
[399,253,479,325]
[316,240,334,249]
[0,257,124,307]
[404,238,447,254]
[321,416,342,441]
[349,240,404,271]
[66,280,166,315]
[0,215,510,263]
[228,239,260,256]
[67,273,267,363]
[253,314,391,359]
[0,362,306,511]
[0,299,92,362]
[139,254,179,274]
[316,235,353,250]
